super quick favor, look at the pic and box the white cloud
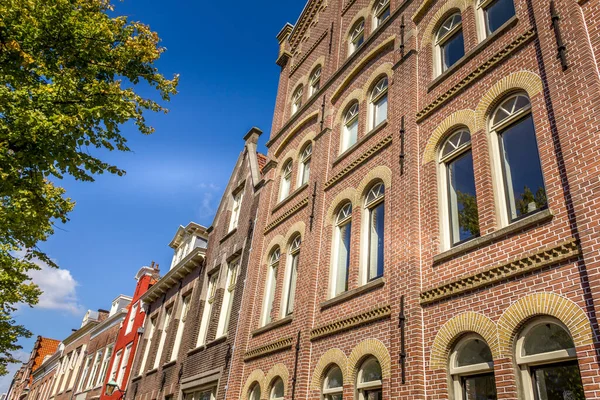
[197,183,221,218]
[29,263,83,315]
[0,350,29,394]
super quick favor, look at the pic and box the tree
[0,0,178,375]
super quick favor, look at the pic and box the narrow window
[481,0,515,35]
[365,183,385,281]
[283,236,301,316]
[86,351,102,390]
[292,85,303,115]
[96,345,113,387]
[197,273,218,346]
[373,0,391,28]
[138,315,156,374]
[341,102,359,153]
[279,161,293,201]
[248,384,261,400]
[349,19,365,55]
[332,203,352,297]
[270,378,285,400]
[370,77,388,130]
[440,129,479,246]
[171,294,191,360]
[216,260,239,337]
[116,343,132,387]
[153,307,172,369]
[357,357,382,400]
[309,66,322,96]
[76,355,92,392]
[109,350,122,382]
[449,335,497,400]
[229,190,243,232]
[322,365,343,400]
[125,301,138,335]
[262,248,280,326]
[298,143,312,187]
[436,13,464,73]
[491,94,546,222]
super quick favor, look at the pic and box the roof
[32,338,60,373]
[168,222,209,249]
[257,153,268,172]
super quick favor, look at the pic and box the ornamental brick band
[263,197,309,234]
[243,337,294,362]
[310,305,392,341]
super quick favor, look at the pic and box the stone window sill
[252,314,294,337]
[433,208,554,264]
[187,335,228,356]
[219,228,237,244]
[320,277,386,310]
[131,375,142,382]
[333,120,388,167]
[272,183,309,214]
[162,360,176,369]
[146,367,158,376]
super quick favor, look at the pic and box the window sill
[433,208,554,264]
[162,360,176,369]
[252,314,294,337]
[272,183,309,214]
[320,277,386,310]
[187,335,228,356]
[131,375,142,382]
[428,16,519,92]
[333,120,388,167]
[146,367,158,376]
[219,228,237,244]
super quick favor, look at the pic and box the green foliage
[517,186,547,216]
[0,0,178,375]
[457,191,480,237]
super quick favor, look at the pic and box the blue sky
[2,0,307,392]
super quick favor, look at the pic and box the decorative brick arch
[325,188,359,226]
[362,63,394,100]
[265,363,290,397]
[308,56,326,78]
[310,348,348,390]
[357,166,393,198]
[274,110,320,157]
[474,70,544,130]
[288,76,309,105]
[284,221,306,250]
[347,339,392,383]
[497,292,594,357]
[421,0,474,49]
[429,312,499,371]
[241,369,266,400]
[422,109,477,164]
[335,89,365,126]
[262,235,285,265]
[295,131,317,160]
[344,7,370,44]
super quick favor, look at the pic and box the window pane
[532,362,584,400]
[326,367,343,389]
[523,323,575,356]
[272,379,284,398]
[447,150,479,244]
[325,395,343,400]
[457,339,493,366]
[265,265,278,323]
[374,96,388,127]
[336,222,351,295]
[302,159,310,185]
[285,254,298,315]
[364,389,382,400]
[485,0,516,34]
[361,358,382,383]
[462,373,497,400]
[499,115,547,221]
[442,30,464,71]
[344,119,358,150]
[368,202,385,280]
[249,385,261,400]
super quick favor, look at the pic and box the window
[364,183,385,282]
[332,203,352,297]
[309,66,322,96]
[116,343,132,387]
[153,307,172,369]
[197,273,218,346]
[292,85,303,115]
[87,351,102,390]
[283,236,300,316]
[262,248,280,326]
[480,0,515,35]
[439,129,479,247]
[216,260,239,337]
[373,0,390,28]
[139,315,156,374]
[96,345,113,387]
[171,294,191,360]
[67,347,83,389]
[490,94,546,224]
[341,102,359,153]
[449,335,497,400]
[184,388,216,400]
[369,77,388,130]
[322,365,343,400]
[76,355,92,392]
[516,318,583,400]
[279,161,293,201]
[298,143,312,187]
[356,357,382,400]
[109,350,122,382]
[436,13,464,73]
[248,384,261,400]
[229,190,243,232]
[125,302,138,335]
[270,378,285,400]
[349,19,365,55]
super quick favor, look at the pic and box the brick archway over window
[420,0,474,49]
[265,363,290,397]
[422,109,477,164]
[347,339,392,383]
[325,188,360,226]
[310,348,348,390]
[357,166,393,197]
[241,369,266,400]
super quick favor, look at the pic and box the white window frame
[279,161,293,201]
[361,182,385,284]
[248,383,261,400]
[330,203,352,298]
[96,344,113,387]
[197,273,218,347]
[341,102,359,153]
[216,260,239,337]
[349,19,365,56]
[281,236,300,317]
[76,355,93,392]
[373,0,391,28]
[297,143,312,188]
[171,294,191,361]
[138,315,156,374]
[109,350,122,383]
[261,249,280,326]
[86,351,102,390]
[476,0,516,40]
[291,85,303,115]
[322,365,343,399]
[153,307,172,369]
[184,387,217,400]
[269,378,285,400]
[434,13,463,76]
[369,77,388,130]
[356,357,382,400]
[449,334,495,400]
[125,301,138,335]
[116,343,132,387]
[229,190,243,232]
[309,66,322,97]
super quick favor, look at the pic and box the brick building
[226,0,600,399]
[29,352,60,400]
[126,130,265,400]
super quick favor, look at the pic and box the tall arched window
[490,93,546,223]
[439,129,479,247]
[262,248,280,326]
[270,378,285,400]
[279,160,293,201]
[332,203,352,297]
[349,19,365,56]
[449,335,497,400]
[369,77,388,130]
[341,102,359,153]
[436,13,464,74]
[479,0,515,36]
[322,365,343,400]
[309,66,322,97]
[364,182,385,282]
[292,85,303,115]
[248,384,261,400]
[373,0,390,28]
[282,235,300,316]
[298,143,312,187]
[516,318,584,400]
[356,357,382,400]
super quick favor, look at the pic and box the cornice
[244,337,294,361]
[264,197,309,234]
[310,305,392,341]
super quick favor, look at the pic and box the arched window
[449,335,497,400]
[309,66,322,97]
[364,182,385,282]
[292,85,303,115]
[341,102,359,153]
[322,365,343,400]
[332,203,352,297]
[479,0,515,36]
[262,248,280,326]
[490,93,546,223]
[279,160,293,201]
[356,357,382,400]
[298,143,312,187]
[248,384,261,400]
[373,0,390,28]
[436,13,464,74]
[349,19,365,56]
[270,378,285,400]
[439,129,479,247]
[369,77,388,130]
[516,318,584,400]
[282,235,301,316]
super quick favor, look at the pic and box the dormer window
[373,0,391,28]
[349,19,365,56]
